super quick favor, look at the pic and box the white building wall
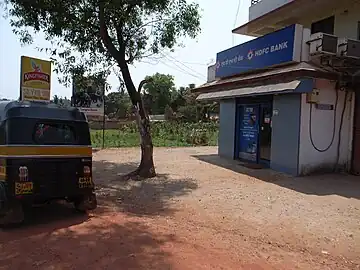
[299,5,360,39]
[249,0,295,21]
[334,9,359,40]
[244,0,360,38]
[298,79,354,175]
[292,2,360,40]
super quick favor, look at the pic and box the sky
[0,0,253,100]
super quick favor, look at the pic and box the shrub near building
[91,121,218,148]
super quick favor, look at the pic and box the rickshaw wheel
[0,201,24,228]
[73,193,97,213]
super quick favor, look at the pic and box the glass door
[259,104,272,162]
[237,104,259,163]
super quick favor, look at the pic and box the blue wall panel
[270,94,301,175]
[218,99,236,159]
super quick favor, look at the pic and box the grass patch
[91,121,218,148]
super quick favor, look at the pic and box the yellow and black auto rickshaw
[0,100,97,225]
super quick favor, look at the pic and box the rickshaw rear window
[33,123,76,144]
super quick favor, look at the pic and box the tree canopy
[5,0,201,102]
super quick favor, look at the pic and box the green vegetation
[91,122,218,148]
[104,74,219,123]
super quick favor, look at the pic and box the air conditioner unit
[308,33,338,57]
[338,38,360,59]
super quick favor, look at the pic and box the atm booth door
[236,104,260,163]
[259,103,272,165]
[236,103,272,165]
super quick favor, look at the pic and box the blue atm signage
[238,105,259,162]
[215,24,303,78]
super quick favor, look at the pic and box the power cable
[232,0,243,45]
[309,89,338,152]
[155,59,203,80]
[180,61,208,66]
[335,91,349,171]
[140,51,206,80]
[160,52,206,79]
[157,59,205,81]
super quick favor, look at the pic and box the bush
[91,121,218,148]
[164,105,175,120]
[177,105,198,122]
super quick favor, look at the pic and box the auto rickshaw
[0,100,97,225]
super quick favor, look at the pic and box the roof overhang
[232,0,308,37]
[193,62,345,101]
[196,79,312,101]
[193,62,341,93]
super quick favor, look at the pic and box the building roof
[196,79,314,101]
[192,62,340,94]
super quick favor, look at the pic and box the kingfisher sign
[215,24,303,78]
[20,56,52,102]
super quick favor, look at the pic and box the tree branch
[98,2,120,59]
[125,47,140,63]
[132,19,164,36]
[115,24,124,50]
[124,18,165,47]
[137,78,153,94]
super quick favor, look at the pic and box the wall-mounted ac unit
[338,38,360,59]
[308,33,338,57]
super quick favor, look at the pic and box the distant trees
[51,72,219,122]
[105,73,218,122]
[143,73,175,115]
[105,90,132,119]
[51,95,70,107]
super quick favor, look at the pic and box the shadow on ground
[0,159,196,269]
[1,160,197,230]
[193,154,360,199]
[92,160,198,216]
[0,215,175,269]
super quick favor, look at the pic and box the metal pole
[102,86,106,149]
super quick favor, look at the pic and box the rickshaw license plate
[79,177,93,188]
[15,182,33,195]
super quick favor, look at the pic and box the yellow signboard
[20,56,52,101]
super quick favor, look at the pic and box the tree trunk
[120,62,156,179]
[98,6,155,179]
[135,103,156,178]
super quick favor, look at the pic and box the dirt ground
[1,146,360,270]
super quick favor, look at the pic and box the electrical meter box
[306,89,320,104]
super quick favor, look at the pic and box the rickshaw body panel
[0,100,96,218]
[3,149,93,203]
